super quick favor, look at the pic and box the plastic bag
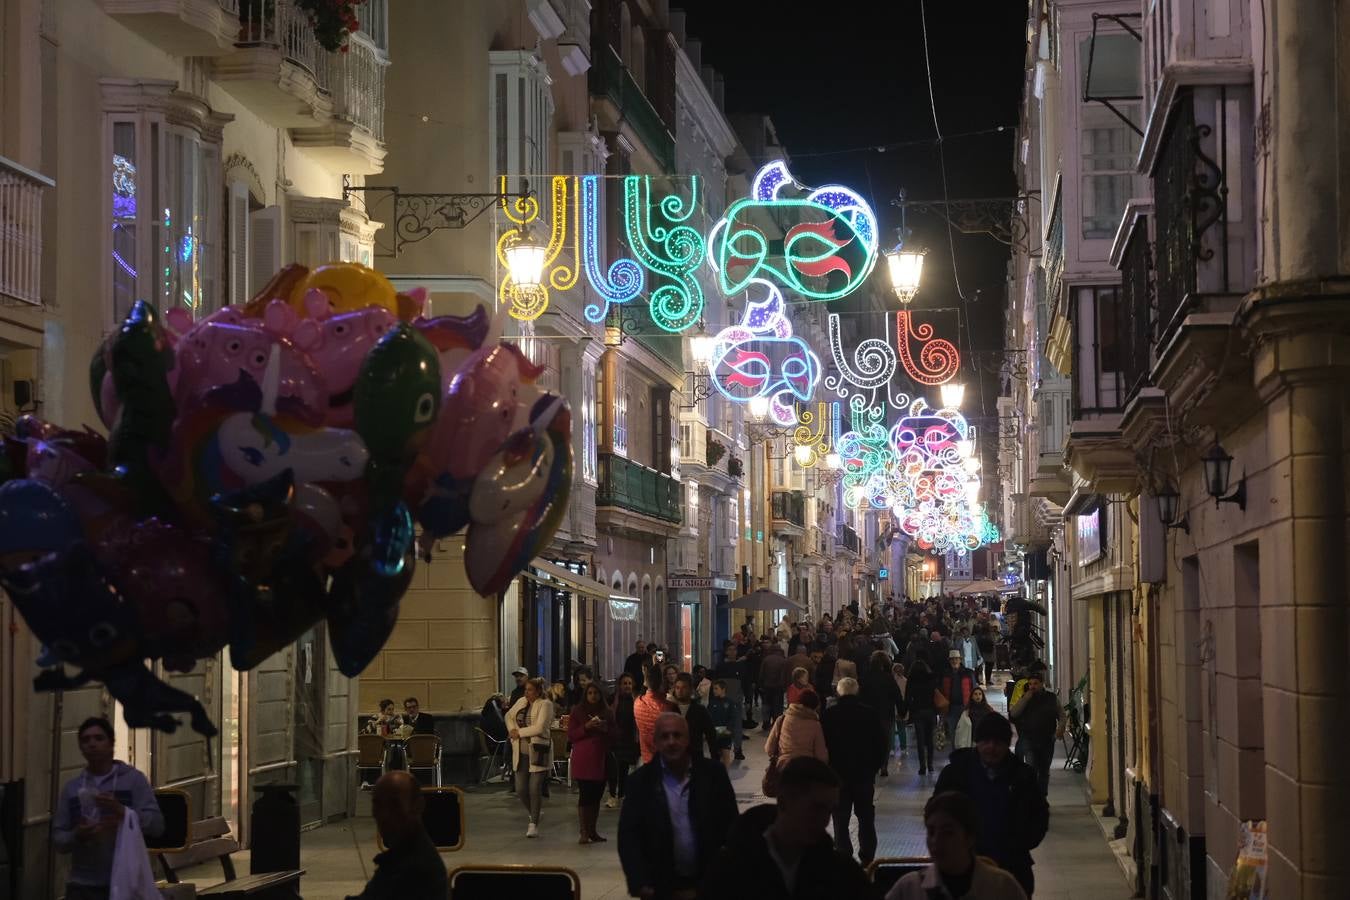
[109,807,160,900]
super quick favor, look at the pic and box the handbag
[110,806,160,900]
[935,720,948,753]
[762,717,783,797]
[934,688,950,714]
[762,755,781,798]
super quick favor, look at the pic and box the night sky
[677,0,1029,420]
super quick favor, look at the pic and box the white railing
[336,35,387,141]
[0,156,54,306]
[236,0,329,92]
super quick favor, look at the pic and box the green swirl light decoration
[623,176,705,334]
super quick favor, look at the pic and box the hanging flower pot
[297,0,367,53]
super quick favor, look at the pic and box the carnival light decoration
[708,279,821,427]
[580,174,645,323]
[896,308,960,385]
[707,161,879,302]
[623,175,705,333]
[497,176,579,321]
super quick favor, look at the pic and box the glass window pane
[112,122,139,324]
[1081,33,1141,98]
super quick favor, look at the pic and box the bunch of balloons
[0,263,572,737]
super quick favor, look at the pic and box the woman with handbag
[762,689,828,798]
[904,660,939,775]
[606,673,640,808]
[505,677,555,837]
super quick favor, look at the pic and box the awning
[606,595,641,621]
[954,579,1007,596]
[523,558,609,600]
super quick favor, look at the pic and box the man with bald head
[347,771,446,899]
[618,712,737,899]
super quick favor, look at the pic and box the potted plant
[706,438,727,468]
[297,0,366,52]
[728,456,743,479]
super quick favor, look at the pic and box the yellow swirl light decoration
[497,176,577,321]
[791,402,830,467]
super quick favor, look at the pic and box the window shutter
[228,181,251,308]
[248,205,281,299]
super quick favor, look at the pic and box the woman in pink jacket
[765,689,828,763]
[567,682,614,844]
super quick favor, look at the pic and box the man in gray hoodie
[52,717,164,899]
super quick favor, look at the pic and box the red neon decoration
[896,310,959,385]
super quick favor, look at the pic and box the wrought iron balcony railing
[589,45,675,173]
[771,491,805,528]
[597,452,682,524]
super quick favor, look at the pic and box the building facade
[1012,1,1350,897]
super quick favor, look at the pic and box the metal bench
[154,813,303,897]
[447,864,579,899]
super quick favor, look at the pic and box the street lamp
[748,395,770,420]
[1155,485,1189,533]
[886,249,925,304]
[503,226,547,292]
[955,438,975,459]
[964,477,980,504]
[793,444,813,467]
[825,451,842,470]
[1201,442,1246,510]
[690,333,715,367]
[940,382,966,409]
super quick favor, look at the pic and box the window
[1073,284,1124,413]
[651,387,671,473]
[1080,103,1140,240]
[582,356,597,484]
[105,81,226,326]
[613,363,628,457]
[488,50,554,189]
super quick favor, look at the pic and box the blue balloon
[0,479,82,567]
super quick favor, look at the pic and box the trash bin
[251,783,300,874]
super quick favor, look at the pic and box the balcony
[770,491,805,537]
[836,524,860,558]
[102,0,242,56]
[214,0,331,128]
[1029,385,1071,504]
[290,34,389,174]
[596,452,682,535]
[527,0,591,75]
[0,156,54,307]
[590,45,675,173]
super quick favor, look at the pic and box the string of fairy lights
[496,159,996,557]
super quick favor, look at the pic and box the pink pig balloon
[173,321,326,423]
[303,304,398,427]
[424,343,544,481]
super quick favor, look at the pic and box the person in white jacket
[887,791,1027,900]
[952,686,996,750]
[505,677,555,837]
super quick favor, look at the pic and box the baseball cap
[948,649,961,659]
[511,667,528,676]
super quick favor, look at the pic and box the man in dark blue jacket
[934,712,1048,897]
[618,713,737,899]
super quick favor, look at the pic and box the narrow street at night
[0,1,1345,898]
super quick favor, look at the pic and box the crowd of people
[467,593,1066,899]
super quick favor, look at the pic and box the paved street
[177,724,1133,899]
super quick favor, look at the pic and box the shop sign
[668,576,714,589]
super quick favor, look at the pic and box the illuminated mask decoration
[708,161,878,302]
[709,280,821,426]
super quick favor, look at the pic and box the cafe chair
[474,728,509,784]
[406,733,443,787]
[866,857,932,896]
[357,733,388,787]
[448,864,580,900]
[549,729,570,785]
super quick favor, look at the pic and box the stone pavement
[179,724,1133,899]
